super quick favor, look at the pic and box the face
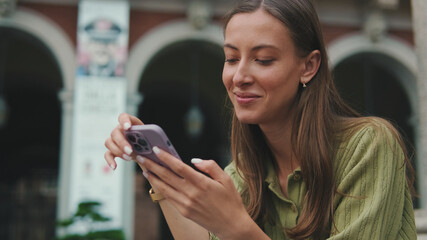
[223,9,306,126]
[89,40,116,66]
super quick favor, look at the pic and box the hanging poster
[67,0,130,236]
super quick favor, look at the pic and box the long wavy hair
[224,0,414,239]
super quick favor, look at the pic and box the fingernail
[136,156,148,171]
[114,157,124,162]
[124,146,133,155]
[142,171,149,179]
[123,122,131,130]
[191,158,203,164]
[136,155,145,164]
[152,146,160,155]
[109,164,116,171]
[122,154,132,161]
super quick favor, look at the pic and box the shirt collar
[264,158,302,200]
[265,159,301,184]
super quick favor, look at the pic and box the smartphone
[125,124,181,168]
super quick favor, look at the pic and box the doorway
[0,27,62,239]
[133,39,228,240]
[138,40,229,167]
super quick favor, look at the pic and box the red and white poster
[65,0,131,237]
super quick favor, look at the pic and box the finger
[138,155,185,188]
[118,113,143,130]
[153,147,205,183]
[139,156,197,202]
[191,159,229,183]
[111,127,133,157]
[143,170,188,205]
[104,151,117,170]
[152,147,217,192]
[105,137,132,161]
[134,155,148,172]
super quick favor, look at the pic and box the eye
[255,59,275,65]
[225,58,239,64]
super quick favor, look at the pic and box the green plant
[56,201,125,240]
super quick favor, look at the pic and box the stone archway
[125,20,224,114]
[328,34,417,109]
[125,20,225,239]
[0,6,76,231]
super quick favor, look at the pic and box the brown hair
[224,0,414,239]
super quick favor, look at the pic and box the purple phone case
[125,124,181,167]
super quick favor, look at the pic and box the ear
[300,50,321,85]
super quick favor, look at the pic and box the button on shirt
[263,160,305,238]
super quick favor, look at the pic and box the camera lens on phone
[133,144,143,151]
[127,134,136,142]
[138,139,148,147]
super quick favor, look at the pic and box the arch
[126,21,225,239]
[126,20,224,97]
[0,7,77,225]
[328,33,418,112]
[0,7,75,91]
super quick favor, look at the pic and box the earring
[302,82,307,88]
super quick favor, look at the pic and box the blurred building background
[0,0,426,239]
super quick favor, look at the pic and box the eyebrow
[223,43,280,52]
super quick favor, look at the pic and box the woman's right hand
[104,113,212,240]
[104,113,143,170]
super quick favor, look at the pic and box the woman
[104,0,417,239]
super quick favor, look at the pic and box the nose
[232,60,254,87]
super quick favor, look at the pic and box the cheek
[262,69,300,93]
[222,66,233,89]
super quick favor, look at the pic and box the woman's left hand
[137,147,254,240]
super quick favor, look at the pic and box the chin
[235,113,260,125]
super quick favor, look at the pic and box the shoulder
[335,116,402,154]
[224,161,246,193]
[333,117,405,182]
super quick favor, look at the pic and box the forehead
[224,9,291,46]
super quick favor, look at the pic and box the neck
[259,117,299,173]
[260,119,298,198]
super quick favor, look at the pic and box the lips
[234,92,261,104]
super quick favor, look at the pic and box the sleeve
[328,124,416,239]
[209,232,220,240]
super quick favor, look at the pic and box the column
[412,0,427,235]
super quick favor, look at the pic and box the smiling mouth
[234,92,261,104]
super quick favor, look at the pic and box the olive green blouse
[210,120,417,239]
